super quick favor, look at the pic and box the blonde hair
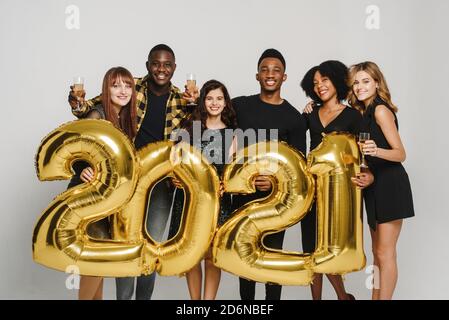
[348,61,398,113]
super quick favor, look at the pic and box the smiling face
[146,50,176,87]
[313,71,337,103]
[109,76,132,108]
[204,88,226,117]
[256,57,287,93]
[352,70,378,104]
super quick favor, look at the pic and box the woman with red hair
[67,66,137,299]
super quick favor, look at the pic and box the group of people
[66,44,414,300]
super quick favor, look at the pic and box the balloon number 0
[33,121,365,284]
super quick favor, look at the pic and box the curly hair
[300,60,349,103]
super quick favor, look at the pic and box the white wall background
[0,0,446,299]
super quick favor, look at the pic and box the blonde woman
[348,61,414,300]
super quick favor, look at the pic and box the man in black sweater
[231,49,307,300]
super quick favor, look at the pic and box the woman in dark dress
[68,67,137,299]
[168,80,238,300]
[300,60,373,300]
[348,62,414,300]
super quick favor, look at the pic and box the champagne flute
[358,132,370,172]
[72,76,84,111]
[186,73,197,106]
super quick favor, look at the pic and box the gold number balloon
[212,141,316,285]
[33,119,141,276]
[33,120,220,277]
[308,132,366,275]
[213,134,366,285]
[34,121,365,281]
[114,141,220,276]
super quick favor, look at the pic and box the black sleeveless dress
[67,105,110,239]
[168,128,234,238]
[301,106,362,253]
[360,97,415,230]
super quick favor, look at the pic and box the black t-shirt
[232,94,307,154]
[231,94,307,208]
[134,91,169,150]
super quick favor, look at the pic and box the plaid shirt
[73,75,190,140]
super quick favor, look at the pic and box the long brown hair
[101,67,137,139]
[182,79,237,134]
[348,61,398,113]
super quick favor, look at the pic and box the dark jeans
[116,179,174,300]
[239,230,285,300]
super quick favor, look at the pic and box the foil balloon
[213,141,315,285]
[115,141,220,276]
[34,121,364,280]
[307,132,366,275]
[33,119,142,276]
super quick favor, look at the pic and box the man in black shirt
[68,44,193,300]
[232,49,307,300]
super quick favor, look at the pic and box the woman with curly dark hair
[168,79,238,300]
[300,60,367,300]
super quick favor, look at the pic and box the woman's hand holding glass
[361,139,378,157]
[69,76,86,111]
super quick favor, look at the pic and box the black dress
[168,128,233,238]
[360,98,415,230]
[301,106,362,253]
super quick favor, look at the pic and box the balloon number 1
[308,133,366,276]
[33,120,365,283]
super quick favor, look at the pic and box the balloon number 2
[33,120,365,284]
